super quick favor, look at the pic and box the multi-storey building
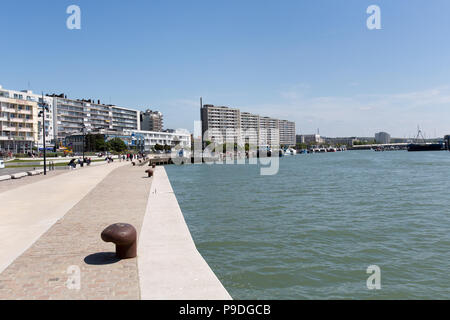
[49,94,140,144]
[0,85,55,152]
[278,120,296,146]
[259,116,280,148]
[201,104,295,148]
[125,129,191,153]
[201,105,241,145]
[375,132,391,144]
[111,106,140,132]
[240,112,259,146]
[296,134,325,145]
[140,109,163,132]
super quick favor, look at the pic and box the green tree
[163,144,171,151]
[108,138,127,153]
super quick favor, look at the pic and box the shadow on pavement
[84,252,121,265]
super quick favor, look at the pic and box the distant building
[296,134,324,145]
[201,104,295,147]
[140,109,163,132]
[278,120,296,147]
[375,132,391,144]
[240,112,260,146]
[201,105,241,145]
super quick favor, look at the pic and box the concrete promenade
[0,161,127,274]
[138,167,232,300]
[0,162,231,300]
[0,164,151,299]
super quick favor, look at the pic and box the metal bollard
[145,169,154,178]
[101,223,137,259]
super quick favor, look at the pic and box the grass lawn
[5,159,106,168]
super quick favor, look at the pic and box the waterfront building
[0,85,50,153]
[65,129,135,153]
[201,104,241,145]
[296,134,325,145]
[278,119,296,147]
[49,94,140,144]
[259,116,280,148]
[240,112,260,146]
[126,129,191,153]
[201,104,295,148]
[140,109,163,132]
[375,132,391,144]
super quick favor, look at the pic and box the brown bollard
[145,169,154,177]
[101,223,137,259]
[152,163,156,168]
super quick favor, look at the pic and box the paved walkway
[0,162,126,274]
[0,170,66,193]
[0,164,151,299]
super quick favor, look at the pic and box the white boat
[284,148,297,155]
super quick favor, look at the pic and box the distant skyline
[2,0,450,138]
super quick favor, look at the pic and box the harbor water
[165,150,450,299]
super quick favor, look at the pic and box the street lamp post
[38,93,49,175]
[81,124,86,161]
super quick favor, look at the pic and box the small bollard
[101,223,137,259]
[145,169,154,177]
[132,161,136,166]
[152,163,156,168]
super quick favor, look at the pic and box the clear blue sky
[2,0,450,138]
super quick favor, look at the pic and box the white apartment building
[259,116,280,148]
[279,120,296,146]
[49,94,140,144]
[240,112,259,146]
[201,105,241,144]
[126,129,191,152]
[0,85,55,152]
[201,104,295,148]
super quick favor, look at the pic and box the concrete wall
[138,167,232,300]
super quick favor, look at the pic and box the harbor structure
[140,109,163,132]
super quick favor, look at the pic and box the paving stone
[0,165,152,300]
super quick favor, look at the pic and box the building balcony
[17,109,32,115]
[1,126,17,131]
